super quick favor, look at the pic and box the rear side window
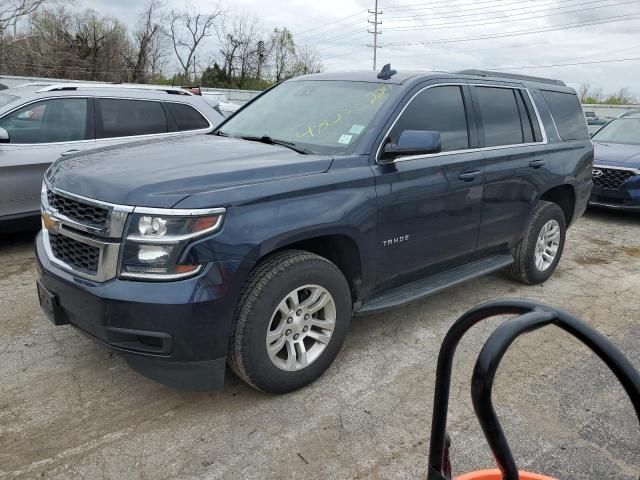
[391,85,469,152]
[166,102,210,131]
[96,99,167,138]
[541,90,589,141]
[474,87,524,147]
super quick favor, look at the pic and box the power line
[296,13,369,43]
[384,0,537,12]
[384,0,608,22]
[293,10,368,39]
[384,0,637,32]
[484,56,640,71]
[382,12,640,47]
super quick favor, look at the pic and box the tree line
[579,84,637,105]
[0,0,323,90]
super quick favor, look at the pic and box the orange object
[456,469,556,480]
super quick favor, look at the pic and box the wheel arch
[540,184,576,226]
[257,230,366,303]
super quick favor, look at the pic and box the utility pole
[368,0,382,71]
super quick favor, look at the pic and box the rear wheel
[228,250,351,393]
[506,201,567,285]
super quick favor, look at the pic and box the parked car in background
[587,118,608,136]
[0,83,224,231]
[36,68,592,393]
[589,110,640,211]
[202,92,241,117]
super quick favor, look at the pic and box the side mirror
[0,127,9,143]
[382,130,441,160]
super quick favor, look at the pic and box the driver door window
[0,98,89,144]
[390,86,470,152]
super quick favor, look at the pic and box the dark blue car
[590,110,640,211]
[35,68,593,393]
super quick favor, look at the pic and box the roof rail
[456,69,566,86]
[35,83,194,95]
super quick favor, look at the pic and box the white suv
[0,83,224,231]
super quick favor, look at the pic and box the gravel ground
[0,208,638,480]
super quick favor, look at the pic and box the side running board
[356,254,514,315]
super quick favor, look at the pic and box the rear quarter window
[165,102,210,131]
[541,90,589,141]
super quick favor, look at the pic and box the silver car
[0,83,224,230]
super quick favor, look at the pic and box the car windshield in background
[0,93,18,109]
[217,80,396,155]
[592,117,640,145]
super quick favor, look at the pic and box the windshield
[217,80,396,155]
[0,93,18,109]
[592,117,640,145]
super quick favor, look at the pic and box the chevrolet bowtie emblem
[41,212,60,231]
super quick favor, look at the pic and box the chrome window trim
[593,164,640,175]
[375,82,548,165]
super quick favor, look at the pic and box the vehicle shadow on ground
[0,228,38,249]
[584,206,639,225]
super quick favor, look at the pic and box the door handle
[458,170,481,182]
[529,159,546,169]
[60,149,80,156]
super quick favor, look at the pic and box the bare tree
[292,43,323,76]
[73,10,126,80]
[1,0,50,37]
[167,1,222,81]
[269,27,295,83]
[216,12,262,87]
[125,0,165,83]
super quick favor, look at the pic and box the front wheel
[506,201,567,285]
[228,250,352,393]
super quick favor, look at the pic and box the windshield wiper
[239,135,311,155]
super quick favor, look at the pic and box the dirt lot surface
[1,209,639,480]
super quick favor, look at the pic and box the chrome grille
[592,167,635,190]
[47,189,109,228]
[42,183,132,282]
[49,232,100,274]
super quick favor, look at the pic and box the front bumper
[589,175,640,211]
[36,231,245,391]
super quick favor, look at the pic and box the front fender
[179,156,378,292]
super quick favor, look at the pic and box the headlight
[120,208,225,280]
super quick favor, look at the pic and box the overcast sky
[79,0,640,94]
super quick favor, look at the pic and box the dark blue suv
[35,68,593,393]
[589,110,640,211]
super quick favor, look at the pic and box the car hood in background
[46,135,333,208]
[593,141,640,168]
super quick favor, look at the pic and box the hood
[593,141,640,168]
[46,135,333,207]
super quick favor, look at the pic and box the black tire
[506,201,567,285]
[228,250,352,394]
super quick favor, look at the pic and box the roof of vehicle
[290,68,571,91]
